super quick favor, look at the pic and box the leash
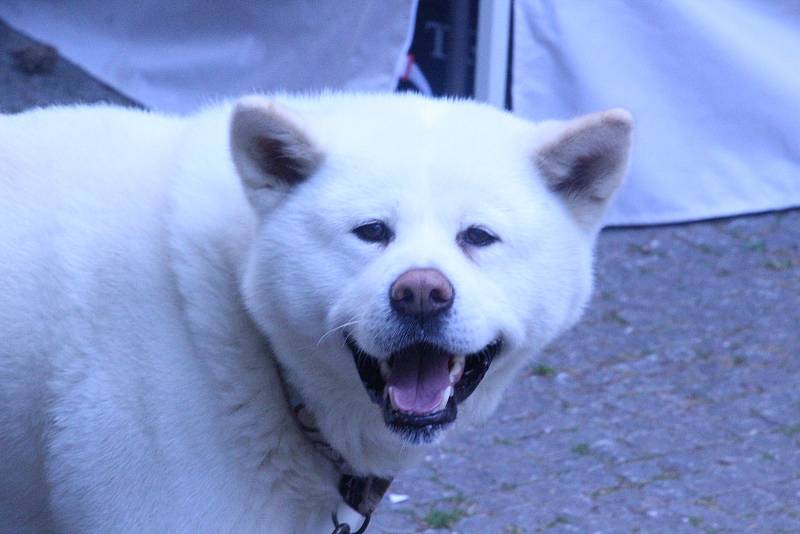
[278,366,392,533]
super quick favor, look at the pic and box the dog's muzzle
[345,334,502,443]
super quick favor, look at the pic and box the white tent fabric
[0,1,415,114]
[513,0,800,226]
[4,1,798,226]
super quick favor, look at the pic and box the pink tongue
[387,347,451,414]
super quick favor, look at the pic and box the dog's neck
[277,363,392,532]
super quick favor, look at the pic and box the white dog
[0,93,631,532]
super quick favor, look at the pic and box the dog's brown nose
[390,268,454,319]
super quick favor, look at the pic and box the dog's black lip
[346,335,385,404]
[345,333,502,438]
[383,395,457,428]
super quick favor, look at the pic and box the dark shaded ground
[0,20,135,112]
[2,19,798,534]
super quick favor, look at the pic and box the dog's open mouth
[345,335,502,442]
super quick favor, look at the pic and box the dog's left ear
[536,109,633,230]
[230,96,324,214]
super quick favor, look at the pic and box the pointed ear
[536,109,633,230]
[230,96,324,212]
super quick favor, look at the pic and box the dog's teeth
[449,356,465,383]
[437,386,454,411]
[380,360,391,380]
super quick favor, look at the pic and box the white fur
[0,93,631,532]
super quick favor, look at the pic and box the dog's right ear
[230,96,324,213]
[535,109,633,231]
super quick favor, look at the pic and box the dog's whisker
[316,319,361,346]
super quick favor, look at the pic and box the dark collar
[278,366,392,533]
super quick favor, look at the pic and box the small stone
[388,493,409,504]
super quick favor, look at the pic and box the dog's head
[230,94,631,471]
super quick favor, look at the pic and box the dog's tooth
[380,360,391,380]
[437,386,453,411]
[449,356,465,383]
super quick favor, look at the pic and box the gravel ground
[376,212,800,533]
[3,20,798,534]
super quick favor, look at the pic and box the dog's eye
[353,221,393,244]
[460,226,498,247]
